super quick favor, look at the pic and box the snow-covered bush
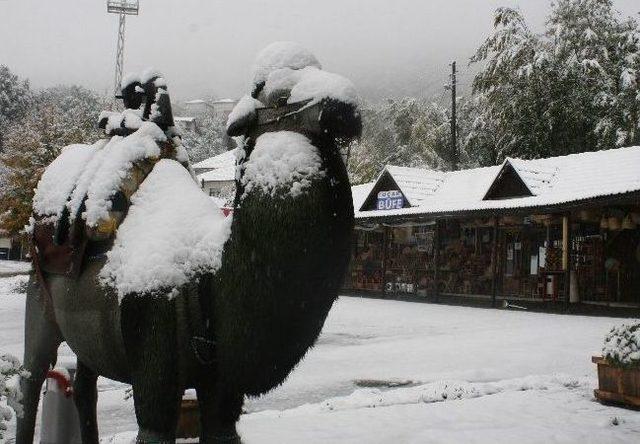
[602,323,640,368]
[0,354,28,443]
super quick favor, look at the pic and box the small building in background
[0,231,25,261]
[0,233,11,260]
[210,99,237,118]
[194,149,238,206]
[183,98,237,119]
[173,116,197,132]
[183,99,209,116]
[177,98,239,153]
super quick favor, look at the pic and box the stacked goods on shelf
[575,236,604,300]
[545,246,561,271]
[385,239,419,294]
[350,231,385,291]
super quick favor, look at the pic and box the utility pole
[107,1,140,100]
[449,61,458,171]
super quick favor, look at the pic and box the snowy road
[2,274,640,443]
[0,260,31,277]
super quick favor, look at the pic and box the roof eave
[355,190,640,224]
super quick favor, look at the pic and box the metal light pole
[107,1,140,99]
[444,61,458,171]
[450,61,457,171]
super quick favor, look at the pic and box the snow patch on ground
[241,131,324,198]
[3,281,640,443]
[239,377,639,444]
[255,373,590,417]
[0,261,31,275]
[100,159,231,299]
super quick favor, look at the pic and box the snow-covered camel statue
[17,42,361,444]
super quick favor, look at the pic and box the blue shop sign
[377,190,404,210]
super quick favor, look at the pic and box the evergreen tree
[0,65,32,151]
[469,1,640,163]
[348,97,475,183]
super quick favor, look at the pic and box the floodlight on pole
[107,1,139,100]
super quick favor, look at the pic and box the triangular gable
[359,169,412,211]
[508,159,558,195]
[483,160,533,200]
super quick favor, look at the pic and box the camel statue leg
[121,296,182,443]
[73,360,99,444]
[195,379,243,444]
[16,276,63,444]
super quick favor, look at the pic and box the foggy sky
[1,0,639,102]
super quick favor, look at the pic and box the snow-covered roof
[384,166,445,206]
[504,158,558,195]
[193,149,238,172]
[357,146,640,219]
[352,182,374,210]
[198,165,236,183]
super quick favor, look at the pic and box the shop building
[346,146,640,307]
[0,231,25,261]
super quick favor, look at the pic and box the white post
[570,270,579,303]
[40,362,82,444]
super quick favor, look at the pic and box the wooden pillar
[433,220,440,303]
[381,226,389,297]
[562,214,571,310]
[562,215,569,271]
[491,216,499,308]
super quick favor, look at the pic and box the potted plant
[592,323,640,408]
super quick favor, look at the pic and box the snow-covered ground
[2,274,640,443]
[0,260,31,276]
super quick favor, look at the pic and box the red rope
[46,369,73,398]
